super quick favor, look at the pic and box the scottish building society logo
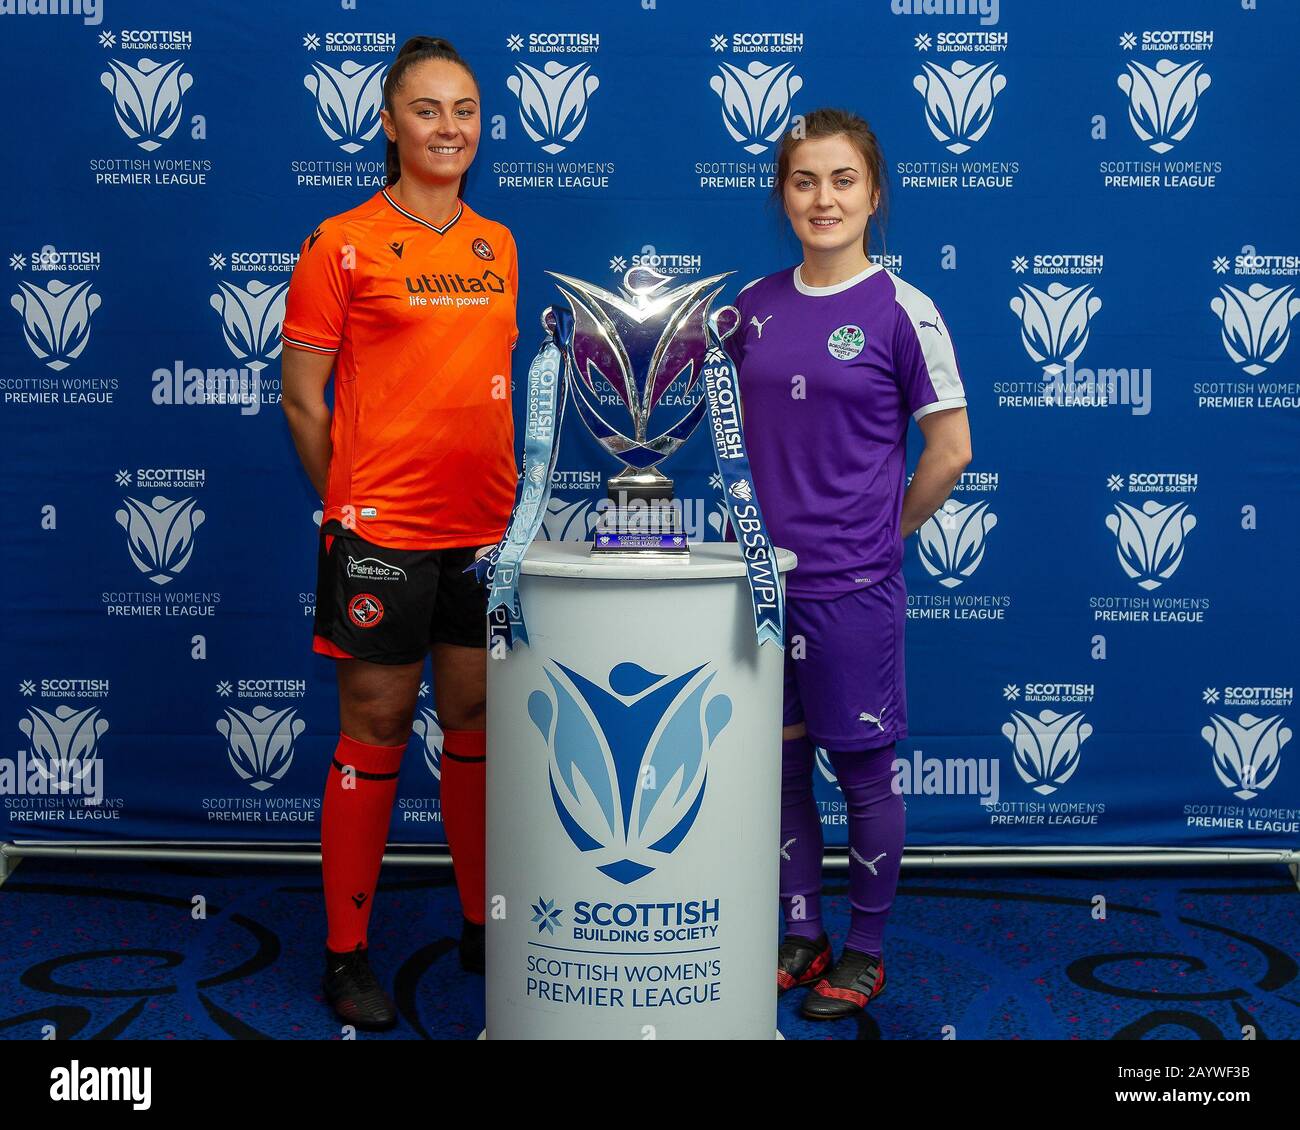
[305,59,386,153]
[917,498,997,588]
[100,56,192,151]
[1002,708,1093,795]
[507,60,600,154]
[1202,713,1290,800]
[10,277,101,371]
[528,660,732,884]
[19,704,108,793]
[1105,500,1196,590]
[1211,284,1300,376]
[217,705,305,791]
[209,278,289,373]
[710,60,803,155]
[116,495,205,585]
[913,60,1005,154]
[1118,58,1210,154]
[413,706,443,780]
[1010,283,1102,373]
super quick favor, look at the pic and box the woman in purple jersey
[728,109,972,1019]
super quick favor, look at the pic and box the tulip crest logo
[304,59,386,153]
[913,60,1005,154]
[1117,59,1210,154]
[1210,284,1300,376]
[528,660,732,884]
[413,707,444,780]
[1001,709,1093,795]
[1010,283,1102,373]
[115,496,206,585]
[20,705,109,792]
[100,57,193,151]
[10,279,101,370]
[1202,713,1290,801]
[540,495,600,541]
[710,60,803,155]
[217,706,305,792]
[507,61,600,154]
[1105,500,1196,591]
[814,745,837,785]
[209,279,289,372]
[917,499,998,588]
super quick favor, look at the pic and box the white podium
[484,541,796,1039]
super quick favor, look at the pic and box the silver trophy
[543,266,740,557]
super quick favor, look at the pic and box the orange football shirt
[282,188,519,549]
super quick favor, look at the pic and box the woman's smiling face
[381,58,480,186]
[782,133,880,256]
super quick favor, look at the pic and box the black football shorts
[312,520,488,663]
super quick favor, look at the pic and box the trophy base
[590,470,689,559]
[591,508,689,560]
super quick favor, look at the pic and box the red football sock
[321,731,406,953]
[440,728,486,925]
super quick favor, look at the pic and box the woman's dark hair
[383,36,480,191]
[772,108,890,259]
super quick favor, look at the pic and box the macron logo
[50,1061,151,1110]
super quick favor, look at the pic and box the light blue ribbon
[468,327,568,652]
[701,320,785,647]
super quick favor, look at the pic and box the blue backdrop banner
[2,0,1297,851]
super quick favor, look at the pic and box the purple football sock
[779,734,825,941]
[827,743,906,958]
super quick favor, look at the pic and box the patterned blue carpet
[1,856,1296,1040]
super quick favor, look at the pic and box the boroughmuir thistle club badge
[471,263,784,652]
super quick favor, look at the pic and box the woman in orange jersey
[281,36,517,1030]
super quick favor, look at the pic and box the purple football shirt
[729,263,965,598]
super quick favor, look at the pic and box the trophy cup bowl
[542,265,741,558]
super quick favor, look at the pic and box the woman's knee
[336,662,421,746]
[340,708,413,748]
[438,697,486,733]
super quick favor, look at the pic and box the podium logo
[116,496,205,585]
[304,59,386,153]
[100,57,192,151]
[1117,59,1210,154]
[528,660,732,884]
[1002,709,1092,795]
[1010,283,1101,372]
[1210,284,1300,376]
[217,705,304,791]
[20,705,108,793]
[917,499,997,588]
[1105,499,1196,590]
[710,60,803,155]
[913,60,1005,154]
[10,279,101,370]
[1202,713,1290,801]
[507,61,600,155]
[209,279,288,373]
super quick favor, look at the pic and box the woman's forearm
[282,399,332,501]
[900,445,969,539]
